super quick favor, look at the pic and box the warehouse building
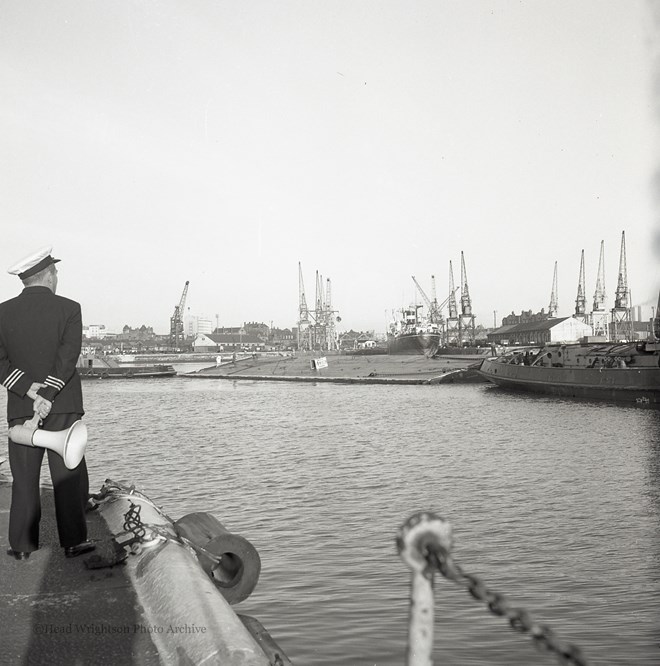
[487,317,593,346]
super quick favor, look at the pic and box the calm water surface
[3,370,659,665]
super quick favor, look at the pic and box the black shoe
[7,548,31,560]
[64,541,96,558]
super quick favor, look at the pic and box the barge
[77,355,176,379]
[478,339,660,405]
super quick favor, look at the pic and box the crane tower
[610,231,632,341]
[548,261,558,317]
[411,275,442,329]
[458,251,475,345]
[574,250,587,323]
[445,261,460,346]
[170,281,189,349]
[320,276,340,351]
[590,240,609,337]
[297,263,340,351]
[297,263,312,350]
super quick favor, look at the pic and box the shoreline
[182,351,486,385]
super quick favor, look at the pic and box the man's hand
[33,395,52,420]
[26,382,45,401]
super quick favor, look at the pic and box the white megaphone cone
[8,413,87,470]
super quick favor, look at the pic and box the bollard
[96,482,270,665]
[174,512,261,604]
[397,511,453,666]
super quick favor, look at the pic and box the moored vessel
[478,298,660,405]
[387,305,441,357]
[77,355,176,379]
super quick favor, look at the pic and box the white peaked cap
[7,246,61,279]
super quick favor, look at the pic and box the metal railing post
[397,512,453,666]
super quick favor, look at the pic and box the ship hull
[387,332,441,356]
[79,365,176,379]
[479,357,660,405]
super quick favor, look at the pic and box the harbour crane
[574,250,587,322]
[611,230,632,341]
[170,280,189,349]
[458,251,475,345]
[322,277,340,351]
[297,262,340,351]
[446,261,460,345]
[548,261,558,317]
[411,275,441,326]
[298,262,312,350]
[591,240,608,337]
[592,240,606,311]
[411,276,459,322]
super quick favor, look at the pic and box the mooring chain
[425,543,588,666]
[120,500,213,557]
[398,512,589,666]
[122,501,148,543]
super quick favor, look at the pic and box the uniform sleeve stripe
[46,375,65,389]
[3,369,24,390]
[44,379,64,390]
[3,369,21,386]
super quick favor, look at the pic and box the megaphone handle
[26,412,41,429]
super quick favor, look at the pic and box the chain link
[425,545,588,666]
[121,500,225,563]
[123,501,148,542]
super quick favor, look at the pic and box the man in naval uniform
[0,246,94,560]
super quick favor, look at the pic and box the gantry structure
[445,260,460,346]
[297,262,340,351]
[574,250,588,323]
[610,231,632,341]
[590,240,609,337]
[548,261,558,318]
[458,251,476,345]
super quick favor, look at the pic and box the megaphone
[8,413,87,470]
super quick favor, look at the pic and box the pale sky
[1,1,658,334]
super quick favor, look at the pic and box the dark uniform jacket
[0,286,84,420]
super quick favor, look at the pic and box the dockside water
[2,367,659,665]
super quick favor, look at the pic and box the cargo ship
[478,295,660,405]
[387,305,441,357]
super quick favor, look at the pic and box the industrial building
[487,317,593,346]
[192,332,264,353]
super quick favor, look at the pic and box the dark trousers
[8,413,89,551]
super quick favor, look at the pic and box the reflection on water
[2,378,659,665]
